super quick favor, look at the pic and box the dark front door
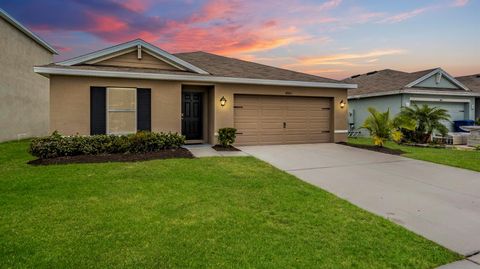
[182,92,203,140]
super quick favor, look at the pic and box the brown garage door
[234,95,332,145]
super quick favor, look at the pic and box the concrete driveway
[239,143,480,258]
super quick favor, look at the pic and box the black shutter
[90,87,106,135]
[137,88,151,132]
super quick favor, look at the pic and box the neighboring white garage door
[234,95,332,145]
[411,101,467,130]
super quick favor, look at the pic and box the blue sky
[1,0,479,79]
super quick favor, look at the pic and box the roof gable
[405,68,470,91]
[0,8,58,54]
[92,49,183,71]
[56,39,209,74]
[346,68,473,98]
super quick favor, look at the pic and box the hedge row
[29,131,186,159]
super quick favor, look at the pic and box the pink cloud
[379,0,469,24]
[189,0,241,23]
[452,0,469,7]
[114,0,152,12]
[87,13,128,32]
[380,7,430,24]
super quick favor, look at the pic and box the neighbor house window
[107,87,136,134]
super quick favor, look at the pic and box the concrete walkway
[239,143,480,265]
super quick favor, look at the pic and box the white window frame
[106,87,137,135]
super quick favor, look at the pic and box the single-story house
[0,8,58,142]
[456,74,480,120]
[34,39,356,145]
[344,68,480,135]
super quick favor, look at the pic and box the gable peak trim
[405,68,470,91]
[56,39,209,74]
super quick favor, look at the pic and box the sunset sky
[1,0,479,79]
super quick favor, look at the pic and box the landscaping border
[28,148,194,165]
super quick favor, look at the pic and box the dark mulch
[338,142,406,156]
[28,148,194,166]
[212,145,241,151]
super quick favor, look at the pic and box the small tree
[397,104,450,143]
[218,128,237,147]
[362,108,395,147]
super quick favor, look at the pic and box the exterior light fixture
[220,96,227,107]
[340,99,345,108]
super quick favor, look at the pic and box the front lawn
[0,140,460,268]
[348,137,480,172]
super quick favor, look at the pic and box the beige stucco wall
[49,75,348,144]
[50,75,182,135]
[212,83,348,144]
[0,18,53,142]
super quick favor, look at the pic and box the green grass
[0,140,461,268]
[348,137,480,172]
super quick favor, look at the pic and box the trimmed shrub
[29,131,185,159]
[218,128,237,147]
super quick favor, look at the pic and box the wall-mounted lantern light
[340,99,345,108]
[220,96,227,107]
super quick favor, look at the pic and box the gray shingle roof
[344,69,438,96]
[173,51,340,83]
[456,74,480,93]
[343,68,476,96]
[42,50,342,84]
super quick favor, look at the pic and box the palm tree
[397,104,450,143]
[362,108,396,147]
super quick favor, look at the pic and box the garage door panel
[235,109,259,117]
[286,122,308,129]
[234,95,332,145]
[261,123,284,130]
[259,134,284,144]
[235,122,258,130]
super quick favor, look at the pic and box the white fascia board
[34,67,357,89]
[55,39,209,75]
[403,88,480,96]
[348,88,480,99]
[405,68,471,91]
[410,97,471,103]
[0,8,58,54]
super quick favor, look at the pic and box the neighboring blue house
[344,68,480,136]
[456,74,480,120]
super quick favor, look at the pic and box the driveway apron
[239,143,480,257]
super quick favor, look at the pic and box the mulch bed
[28,148,194,166]
[338,142,406,156]
[212,145,241,151]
